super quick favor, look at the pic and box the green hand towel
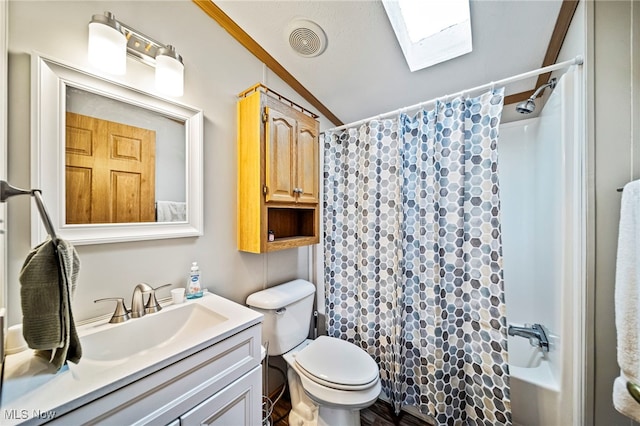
[19,237,81,371]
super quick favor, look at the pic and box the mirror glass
[65,86,186,224]
[32,55,203,245]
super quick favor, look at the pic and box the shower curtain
[323,88,510,425]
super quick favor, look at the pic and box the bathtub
[499,68,583,425]
[508,336,561,426]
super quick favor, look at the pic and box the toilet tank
[246,279,315,356]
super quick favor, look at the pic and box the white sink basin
[1,292,263,419]
[81,302,227,363]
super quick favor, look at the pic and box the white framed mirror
[31,54,203,245]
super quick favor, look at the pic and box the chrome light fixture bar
[88,11,184,97]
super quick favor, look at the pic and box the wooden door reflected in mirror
[65,112,157,224]
[65,85,186,225]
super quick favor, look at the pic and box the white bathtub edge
[510,363,560,393]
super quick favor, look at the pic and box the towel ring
[0,180,58,244]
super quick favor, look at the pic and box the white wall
[500,110,565,348]
[499,119,538,324]
[6,0,328,325]
[500,74,570,389]
[593,1,640,425]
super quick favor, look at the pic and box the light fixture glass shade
[155,47,184,97]
[88,14,126,75]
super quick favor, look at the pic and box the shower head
[516,99,536,114]
[515,77,558,114]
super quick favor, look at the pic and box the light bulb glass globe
[155,54,184,97]
[88,21,126,75]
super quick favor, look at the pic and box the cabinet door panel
[46,325,262,425]
[180,366,261,426]
[265,107,296,203]
[296,119,319,204]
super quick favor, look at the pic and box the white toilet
[246,279,381,426]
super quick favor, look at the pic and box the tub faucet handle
[531,323,550,352]
[508,323,550,352]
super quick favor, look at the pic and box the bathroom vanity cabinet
[237,84,320,253]
[2,295,263,426]
[45,324,262,426]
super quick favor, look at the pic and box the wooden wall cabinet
[238,84,320,253]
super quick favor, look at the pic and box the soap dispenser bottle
[186,262,203,299]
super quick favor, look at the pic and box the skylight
[382,0,473,72]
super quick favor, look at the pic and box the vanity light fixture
[88,12,126,75]
[88,11,184,97]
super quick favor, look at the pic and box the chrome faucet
[131,283,153,318]
[508,323,550,352]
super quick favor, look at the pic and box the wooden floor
[269,390,429,426]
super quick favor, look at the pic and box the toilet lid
[294,336,379,388]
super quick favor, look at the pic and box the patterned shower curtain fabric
[323,118,404,407]
[323,88,510,426]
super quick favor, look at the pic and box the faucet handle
[95,297,130,324]
[145,283,172,314]
[532,323,550,352]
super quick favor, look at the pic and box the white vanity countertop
[0,293,263,425]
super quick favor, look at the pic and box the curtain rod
[324,55,584,134]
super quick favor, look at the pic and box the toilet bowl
[284,338,381,426]
[246,279,381,426]
[286,337,381,399]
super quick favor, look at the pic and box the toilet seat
[293,336,379,391]
[283,338,382,413]
[295,362,382,409]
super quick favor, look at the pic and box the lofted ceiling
[208,0,568,127]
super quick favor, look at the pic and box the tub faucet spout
[508,323,549,352]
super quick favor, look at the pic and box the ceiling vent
[286,19,327,58]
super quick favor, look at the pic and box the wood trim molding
[506,0,580,105]
[504,89,536,106]
[535,0,580,89]
[192,0,343,126]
